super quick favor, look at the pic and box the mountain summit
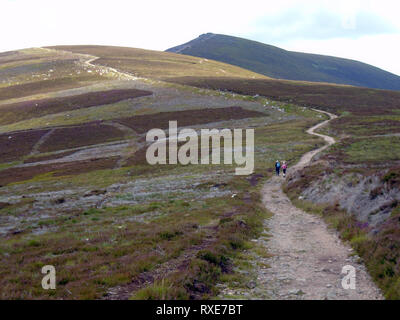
[167,33,400,90]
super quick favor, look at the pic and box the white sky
[1,0,400,75]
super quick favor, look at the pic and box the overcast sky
[2,0,400,75]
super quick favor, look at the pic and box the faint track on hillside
[29,128,56,155]
[103,121,141,169]
[40,47,139,81]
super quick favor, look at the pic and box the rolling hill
[1,44,400,299]
[46,45,266,80]
[0,45,291,299]
[166,33,400,90]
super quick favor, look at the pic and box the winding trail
[29,128,56,156]
[36,48,383,299]
[256,109,383,300]
[83,56,139,81]
[40,47,139,81]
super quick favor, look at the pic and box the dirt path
[29,128,55,155]
[83,56,138,81]
[104,121,141,169]
[40,47,139,81]
[255,109,383,300]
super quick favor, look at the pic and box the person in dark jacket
[275,160,281,176]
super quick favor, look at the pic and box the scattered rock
[288,289,304,295]
[212,183,227,188]
[53,198,65,204]
[247,281,257,289]
[326,291,337,300]
[84,189,107,197]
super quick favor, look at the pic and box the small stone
[53,197,65,204]
[326,292,337,300]
[247,281,257,289]
[288,289,304,295]
[84,189,107,197]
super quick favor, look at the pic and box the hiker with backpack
[282,161,288,177]
[275,160,281,176]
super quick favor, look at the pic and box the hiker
[282,161,288,177]
[275,160,281,176]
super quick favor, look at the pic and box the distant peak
[166,33,400,90]
[197,33,216,41]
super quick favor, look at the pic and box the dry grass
[46,45,267,80]
[0,129,50,163]
[166,76,400,116]
[38,123,126,153]
[0,77,109,102]
[0,88,152,126]
[115,106,267,133]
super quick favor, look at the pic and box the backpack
[276,162,281,168]
[282,164,287,169]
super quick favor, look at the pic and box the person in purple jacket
[282,161,288,177]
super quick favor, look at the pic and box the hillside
[0,46,320,299]
[0,45,399,300]
[46,45,267,80]
[165,75,400,298]
[167,33,400,91]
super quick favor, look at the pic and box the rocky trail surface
[221,109,383,300]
